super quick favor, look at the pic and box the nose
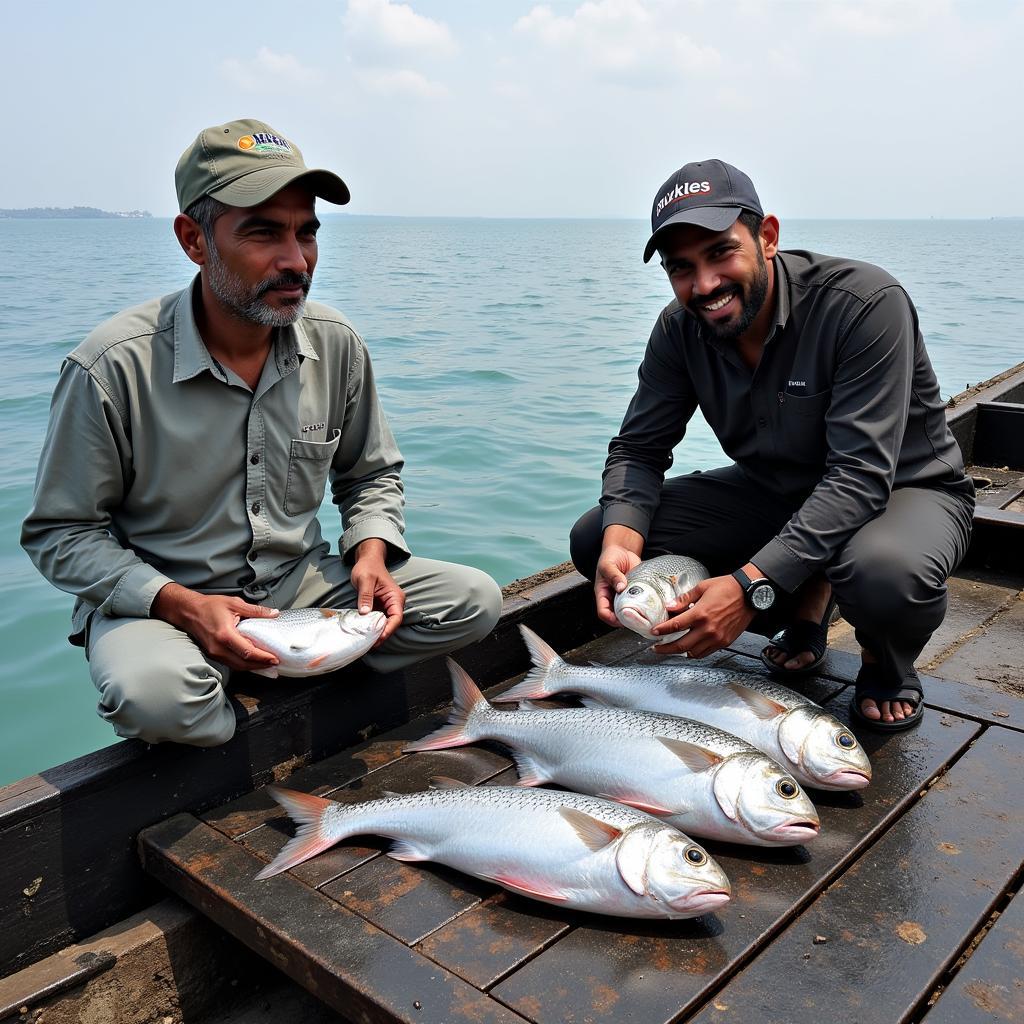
[277,233,311,275]
[693,262,721,299]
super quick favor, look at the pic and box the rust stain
[515,996,542,1019]
[963,980,1013,1015]
[591,981,621,1012]
[272,753,309,783]
[184,852,221,874]
[896,921,927,945]
[345,868,421,912]
[937,842,962,855]
[750,865,767,877]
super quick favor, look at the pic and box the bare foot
[857,650,915,721]
[763,574,833,671]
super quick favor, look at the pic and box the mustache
[254,271,312,299]
[692,284,738,307]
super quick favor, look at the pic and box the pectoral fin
[727,682,788,720]
[388,839,432,862]
[597,792,675,816]
[559,807,622,852]
[657,736,724,773]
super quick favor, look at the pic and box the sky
[3,0,1023,219]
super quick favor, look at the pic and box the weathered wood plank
[490,700,979,1023]
[927,593,1024,687]
[138,814,529,1024]
[688,726,1024,1024]
[923,889,1024,1024]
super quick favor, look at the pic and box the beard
[205,239,312,328]
[692,247,769,342]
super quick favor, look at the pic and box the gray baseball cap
[643,159,763,263]
[175,118,350,213]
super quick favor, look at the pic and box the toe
[860,698,881,721]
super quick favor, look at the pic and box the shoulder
[779,249,903,304]
[68,291,181,372]
[299,300,363,347]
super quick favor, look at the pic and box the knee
[457,568,503,642]
[94,660,235,748]
[569,506,603,581]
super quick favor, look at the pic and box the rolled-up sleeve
[331,340,410,562]
[753,286,916,591]
[600,312,698,539]
[20,360,173,619]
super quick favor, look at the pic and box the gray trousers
[570,465,974,685]
[86,554,502,748]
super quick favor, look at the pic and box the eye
[684,846,707,865]
[836,732,856,749]
[776,779,799,799]
[627,586,643,596]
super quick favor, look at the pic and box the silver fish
[406,660,819,847]
[496,627,871,792]
[258,779,731,919]
[236,608,385,678]
[613,555,710,640]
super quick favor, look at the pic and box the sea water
[1,216,1021,784]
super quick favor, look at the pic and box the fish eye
[684,846,707,865]
[835,732,856,749]
[776,779,799,799]
[627,586,643,596]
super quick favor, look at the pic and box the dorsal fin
[657,736,724,773]
[727,681,788,720]
[428,776,471,790]
[559,807,622,852]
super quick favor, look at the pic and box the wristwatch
[732,568,777,612]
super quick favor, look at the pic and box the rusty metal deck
[138,564,1024,1024]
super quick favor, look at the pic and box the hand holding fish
[151,583,281,671]
[595,527,644,627]
[350,539,405,647]
[651,573,754,658]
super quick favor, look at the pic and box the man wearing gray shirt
[22,119,501,748]
[569,160,974,732]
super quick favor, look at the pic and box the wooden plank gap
[921,591,1024,673]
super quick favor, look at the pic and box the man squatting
[22,119,502,747]
[570,160,974,732]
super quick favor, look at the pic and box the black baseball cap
[643,159,763,263]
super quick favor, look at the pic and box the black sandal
[760,596,837,676]
[849,663,924,732]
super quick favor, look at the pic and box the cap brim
[642,205,741,263]
[209,166,350,208]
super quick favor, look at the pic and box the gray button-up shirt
[601,249,972,592]
[22,279,408,642]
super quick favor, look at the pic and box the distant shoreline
[0,206,152,219]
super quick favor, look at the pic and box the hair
[183,194,230,240]
[737,209,764,242]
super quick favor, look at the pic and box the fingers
[232,599,279,619]
[594,579,621,627]
[357,580,374,614]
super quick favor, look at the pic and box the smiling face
[658,214,779,345]
[202,182,320,327]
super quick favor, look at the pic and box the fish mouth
[618,607,652,631]
[772,820,820,841]
[827,768,871,789]
[671,888,731,913]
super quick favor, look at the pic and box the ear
[173,213,208,267]
[759,214,780,260]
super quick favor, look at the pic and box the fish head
[334,609,387,640]
[615,823,731,915]
[613,582,668,637]
[778,708,872,791]
[713,752,820,845]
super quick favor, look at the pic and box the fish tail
[256,787,339,879]
[403,658,489,751]
[493,625,563,702]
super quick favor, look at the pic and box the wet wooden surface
[140,566,1024,1024]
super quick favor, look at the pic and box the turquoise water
[2,217,1022,785]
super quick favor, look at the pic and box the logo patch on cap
[238,132,292,155]
[656,181,711,217]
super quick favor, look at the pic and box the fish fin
[657,736,724,773]
[598,793,675,816]
[306,653,328,669]
[510,750,550,787]
[577,695,609,710]
[387,839,431,863]
[320,609,337,618]
[403,659,487,752]
[251,666,279,679]
[559,806,623,852]
[256,787,337,879]
[727,682,787,720]
[428,776,472,790]
[516,699,549,711]
[380,790,403,798]
[486,873,570,903]
[489,625,562,703]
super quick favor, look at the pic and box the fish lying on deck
[496,627,871,792]
[258,779,731,919]
[236,608,386,678]
[613,555,710,641]
[406,660,820,847]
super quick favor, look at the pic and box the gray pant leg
[276,554,503,674]
[827,487,974,684]
[87,614,236,747]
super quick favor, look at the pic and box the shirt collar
[770,252,791,333]
[172,277,320,384]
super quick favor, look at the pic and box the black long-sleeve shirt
[600,249,973,592]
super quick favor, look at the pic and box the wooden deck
[139,564,1024,1024]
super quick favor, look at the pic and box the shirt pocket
[283,429,341,517]
[778,390,831,461]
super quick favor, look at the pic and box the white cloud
[515,0,720,82]
[343,0,457,57]
[354,67,449,98]
[221,47,321,91]
[815,0,950,37]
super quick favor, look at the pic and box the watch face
[751,583,775,611]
